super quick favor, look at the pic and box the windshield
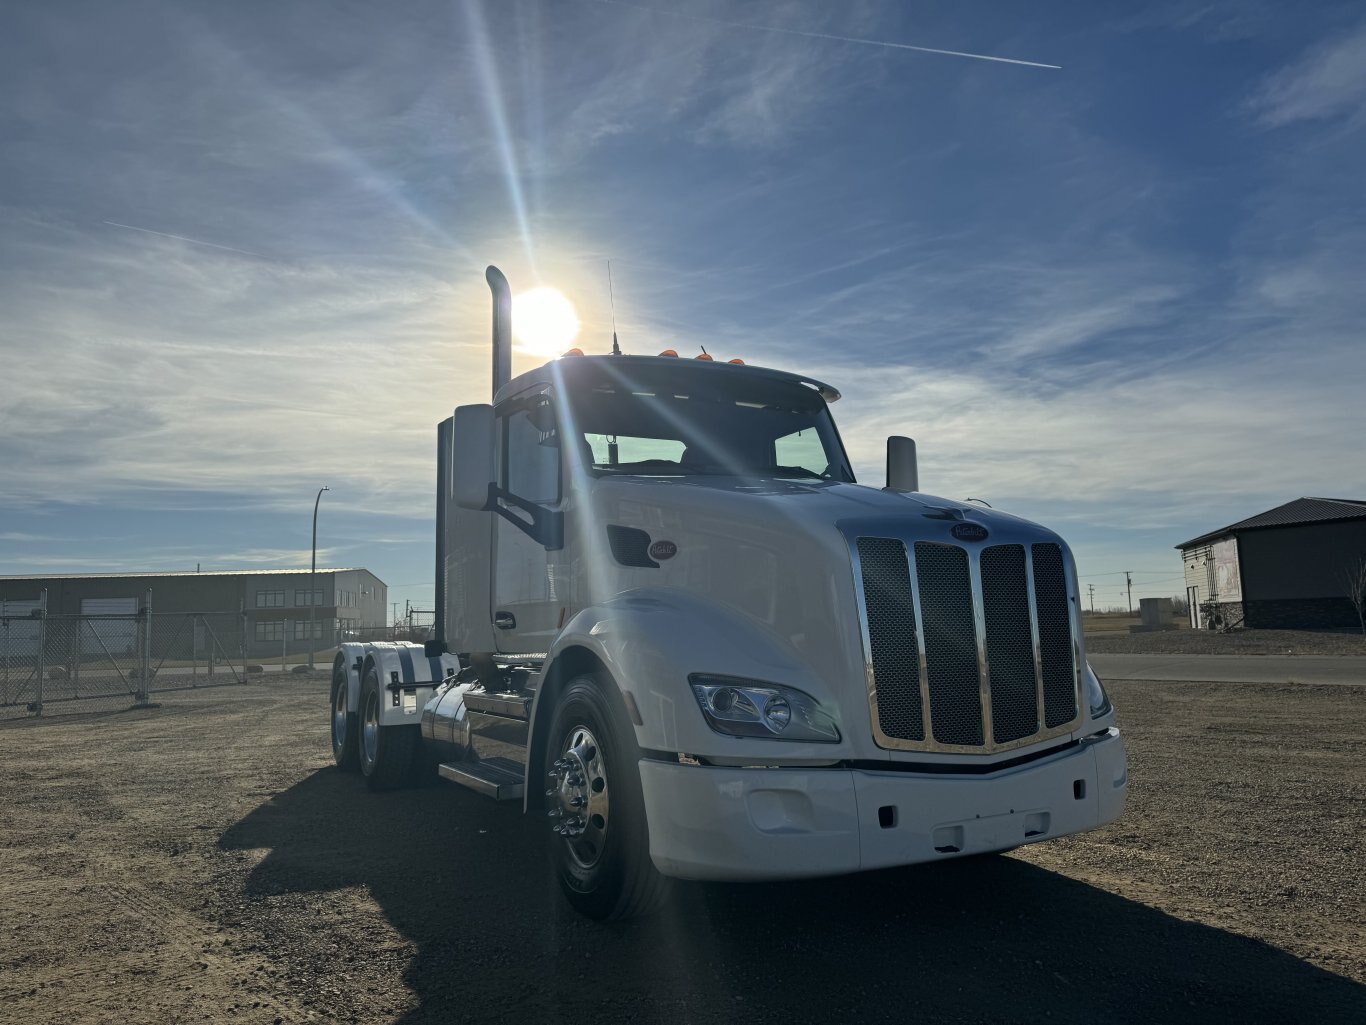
[560,360,854,481]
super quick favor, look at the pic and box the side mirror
[885,436,919,493]
[453,404,495,510]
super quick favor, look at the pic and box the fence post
[34,589,47,717]
[70,617,79,699]
[2,599,8,706]
[239,600,247,680]
[135,589,152,707]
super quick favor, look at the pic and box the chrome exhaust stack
[487,265,512,401]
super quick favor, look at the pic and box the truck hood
[584,476,1067,715]
[592,475,1050,536]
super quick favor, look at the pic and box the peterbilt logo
[951,522,989,542]
[648,540,678,560]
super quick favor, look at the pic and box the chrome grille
[981,544,1038,744]
[914,543,983,746]
[853,533,1080,753]
[855,538,924,741]
[1032,542,1077,728]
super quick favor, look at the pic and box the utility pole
[309,485,329,670]
[1125,571,1133,615]
[1088,584,1095,612]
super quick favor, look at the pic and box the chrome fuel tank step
[438,757,525,801]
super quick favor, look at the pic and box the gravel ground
[0,675,1362,1025]
[1085,627,1366,656]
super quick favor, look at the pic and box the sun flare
[512,287,581,357]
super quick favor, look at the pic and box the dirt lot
[1085,626,1366,656]
[1,676,1362,1025]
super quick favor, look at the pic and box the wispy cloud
[212,548,341,566]
[578,0,1062,69]
[102,221,266,258]
[1248,21,1366,127]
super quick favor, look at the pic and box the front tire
[545,674,669,920]
[358,667,419,791]
[330,656,359,772]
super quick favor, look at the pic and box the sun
[512,287,582,357]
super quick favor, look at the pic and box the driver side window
[500,388,561,505]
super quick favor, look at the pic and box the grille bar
[914,543,983,746]
[852,532,1080,753]
[980,544,1039,744]
[1032,543,1077,728]
[855,538,924,742]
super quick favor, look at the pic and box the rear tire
[358,667,419,791]
[545,674,669,920]
[330,656,359,772]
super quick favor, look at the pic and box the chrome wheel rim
[547,725,609,869]
[361,690,379,767]
[332,675,348,750]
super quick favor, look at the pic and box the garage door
[1,599,43,658]
[81,597,138,656]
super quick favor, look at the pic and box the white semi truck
[328,266,1127,920]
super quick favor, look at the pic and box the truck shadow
[221,769,1362,1025]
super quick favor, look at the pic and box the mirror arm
[488,485,564,551]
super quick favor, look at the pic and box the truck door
[492,384,565,654]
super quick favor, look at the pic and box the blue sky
[3,0,1364,618]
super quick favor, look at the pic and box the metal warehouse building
[0,568,387,658]
[1176,497,1366,630]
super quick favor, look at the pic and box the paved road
[1090,653,1366,686]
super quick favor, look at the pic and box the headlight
[1084,662,1112,718]
[689,675,840,743]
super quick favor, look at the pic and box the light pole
[309,486,329,670]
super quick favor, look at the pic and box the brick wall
[1243,597,1360,630]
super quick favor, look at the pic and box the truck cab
[329,267,1126,920]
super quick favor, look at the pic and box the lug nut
[570,796,586,808]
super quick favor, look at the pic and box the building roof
[1176,497,1366,550]
[0,568,366,581]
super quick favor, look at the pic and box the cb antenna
[608,260,621,356]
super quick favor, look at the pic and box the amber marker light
[695,353,714,361]
[728,358,745,365]
[659,349,678,357]
[561,347,584,357]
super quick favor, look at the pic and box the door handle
[494,611,516,630]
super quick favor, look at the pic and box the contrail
[576,0,1061,70]
[102,221,264,258]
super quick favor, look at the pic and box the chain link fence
[1,598,252,721]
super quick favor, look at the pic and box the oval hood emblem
[951,522,989,543]
[648,540,678,560]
